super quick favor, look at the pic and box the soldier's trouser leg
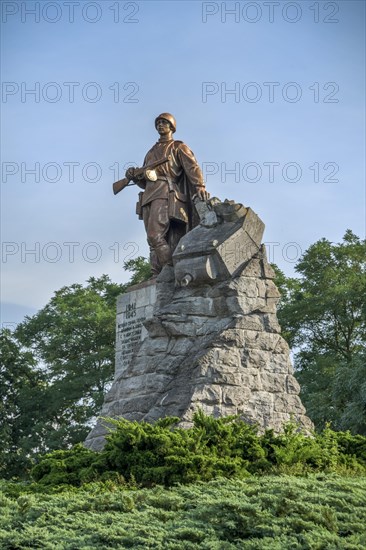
[142,199,171,275]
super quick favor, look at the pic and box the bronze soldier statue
[121,113,209,276]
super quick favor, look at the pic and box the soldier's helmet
[155,113,176,133]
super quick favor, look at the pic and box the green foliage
[102,412,258,486]
[29,413,366,490]
[123,256,152,285]
[13,275,124,457]
[1,476,365,548]
[0,329,45,479]
[1,257,152,480]
[274,231,366,434]
[31,444,102,487]
[0,276,125,480]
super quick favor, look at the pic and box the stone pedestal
[85,200,313,451]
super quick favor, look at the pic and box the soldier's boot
[155,243,173,270]
[150,251,161,277]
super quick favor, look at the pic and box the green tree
[124,256,152,285]
[15,275,124,451]
[2,260,151,478]
[275,230,366,433]
[0,329,46,478]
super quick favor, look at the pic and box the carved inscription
[117,301,144,370]
[125,302,136,319]
[115,284,156,377]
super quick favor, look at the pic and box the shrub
[29,412,366,490]
[31,444,106,487]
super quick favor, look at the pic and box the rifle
[112,155,171,195]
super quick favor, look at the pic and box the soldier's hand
[195,187,210,201]
[125,167,136,181]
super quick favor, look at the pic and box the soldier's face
[156,119,172,135]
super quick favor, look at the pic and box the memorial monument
[85,114,313,451]
[112,112,209,275]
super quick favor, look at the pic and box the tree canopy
[0,329,45,478]
[275,230,366,433]
[1,258,151,478]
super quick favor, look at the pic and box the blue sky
[1,0,365,326]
